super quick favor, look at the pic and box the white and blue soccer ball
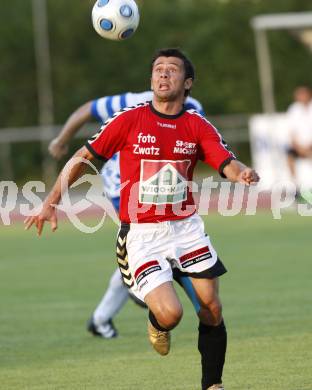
[92,0,140,41]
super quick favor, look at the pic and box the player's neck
[152,97,184,116]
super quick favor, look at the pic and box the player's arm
[24,146,94,236]
[48,101,93,160]
[26,108,131,235]
[222,159,259,185]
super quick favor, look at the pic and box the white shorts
[116,214,225,302]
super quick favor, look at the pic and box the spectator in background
[286,86,312,194]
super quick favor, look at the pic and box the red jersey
[86,102,235,223]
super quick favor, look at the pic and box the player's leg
[120,222,183,355]
[191,277,226,390]
[88,268,128,338]
[174,214,227,390]
[88,188,148,338]
[172,266,224,389]
[87,186,133,339]
[144,281,183,356]
[144,281,183,330]
[172,268,201,314]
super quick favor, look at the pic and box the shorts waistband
[121,214,198,231]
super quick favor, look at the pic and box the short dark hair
[150,48,195,96]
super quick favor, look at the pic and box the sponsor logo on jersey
[133,144,160,155]
[173,140,197,155]
[135,260,161,286]
[139,159,191,204]
[179,246,212,268]
[133,132,160,155]
[157,122,176,129]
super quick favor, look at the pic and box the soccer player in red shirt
[48,90,206,339]
[25,48,259,390]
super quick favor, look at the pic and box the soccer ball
[92,0,140,41]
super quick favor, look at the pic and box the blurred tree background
[1,0,312,180]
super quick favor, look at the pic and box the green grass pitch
[0,213,311,389]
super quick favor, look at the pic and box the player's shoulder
[104,101,149,124]
[184,109,220,136]
[184,96,205,116]
[121,100,150,116]
[126,91,153,106]
[185,107,208,123]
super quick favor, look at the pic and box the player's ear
[184,78,193,92]
[150,78,153,91]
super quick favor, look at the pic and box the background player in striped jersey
[48,91,204,339]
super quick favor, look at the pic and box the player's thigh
[190,277,220,306]
[174,214,220,274]
[125,226,173,302]
[172,268,201,314]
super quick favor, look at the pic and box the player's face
[151,56,193,102]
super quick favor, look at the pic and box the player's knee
[199,300,223,326]
[156,304,183,330]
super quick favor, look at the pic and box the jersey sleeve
[91,95,128,123]
[185,96,205,116]
[91,99,104,122]
[197,117,235,176]
[125,91,153,106]
[85,110,131,161]
[91,92,153,124]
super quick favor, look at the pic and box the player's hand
[237,168,260,186]
[48,138,68,160]
[24,203,58,236]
